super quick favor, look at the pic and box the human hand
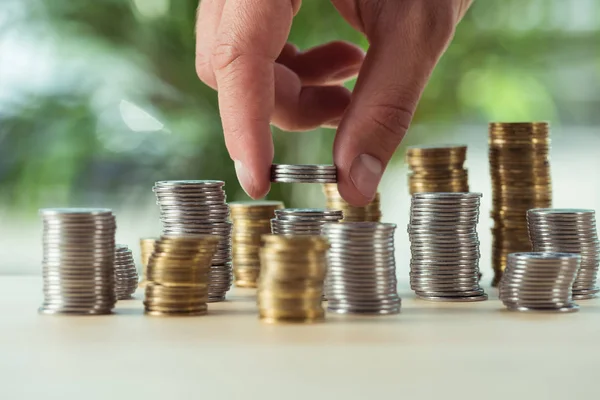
[195,0,472,206]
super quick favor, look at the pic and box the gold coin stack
[230,201,285,288]
[258,235,329,324]
[138,237,157,287]
[406,145,469,194]
[144,235,220,316]
[322,183,381,222]
[489,122,552,286]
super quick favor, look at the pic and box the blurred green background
[1,0,599,274]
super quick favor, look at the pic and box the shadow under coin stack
[114,245,138,300]
[258,235,328,324]
[489,122,552,287]
[408,193,487,302]
[323,222,401,315]
[144,235,219,316]
[499,252,581,313]
[322,183,381,222]
[153,180,232,302]
[138,237,157,287]
[40,208,117,315]
[229,201,285,288]
[271,208,343,235]
[271,164,337,184]
[406,145,469,195]
[527,209,599,300]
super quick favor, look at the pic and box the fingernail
[331,65,360,81]
[234,160,254,197]
[350,154,383,199]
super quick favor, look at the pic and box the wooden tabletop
[2,276,599,400]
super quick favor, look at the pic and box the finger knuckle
[365,93,416,152]
[210,41,245,73]
[195,52,213,82]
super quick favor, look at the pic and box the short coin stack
[138,237,157,287]
[144,235,219,316]
[271,208,343,235]
[258,235,328,324]
[322,183,381,222]
[527,209,599,300]
[406,145,469,194]
[40,208,117,315]
[153,180,232,302]
[408,193,487,301]
[114,245,138,300]
[323,222,401,314]
[271,164,337,183]
[489,122,552,286]
[499,252,581,313]
[230,201,285,288]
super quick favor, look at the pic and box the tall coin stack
[489,122,552,286]
[144,235,219,316]
[499,252,581,313]
[323,222,401,315]
[527,209,599,300]
[408,193,487,302]
[40,208,117,315]
[138,237,157,287]
[322,184,381,222]
[271,208,343,235]
[258,235,328,324]
[230,201,285,288]
[153,180,233,302]
[114,245,138,300]
[406,145,469,194]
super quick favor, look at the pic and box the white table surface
[2,276,599,400]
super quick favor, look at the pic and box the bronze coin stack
[230,201,285,288]
[406,145,469,194]
[144,235,220,316]
[322,183,381,222]
[258,235,329,324]
[489,122,552,286]
[138,237,157,288]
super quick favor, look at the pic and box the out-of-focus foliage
[0,0,599,213]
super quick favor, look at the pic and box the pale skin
[195,0,473,206]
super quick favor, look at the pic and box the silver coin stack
[323,222,401,314]
[114,244,139,300]
[40,208,117,315]
[153,180,232,302]
[408,192,488,302]
[527,208,599,300]
[270,164,337,183]
[271,208,343,235]
[499,252,581,313]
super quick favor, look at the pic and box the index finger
[211,0,300,198]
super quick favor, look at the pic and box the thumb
[333,1,459,206]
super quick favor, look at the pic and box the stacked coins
[153,180,232,302]
[114,245,138,300]
[323,222,401,314]
[322,183,381,222]
[408,193,487,302]
[138,237,157,287]
[40,208,117,315]
[144,235,219,316]
[499,252,581,313]
[271,208,343,235]
[489,122,552,286]
[230,201,285,288]
[527,209,599,300]
[271,164,337,183]
[258,235,328,323]
[406,145,469,194]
